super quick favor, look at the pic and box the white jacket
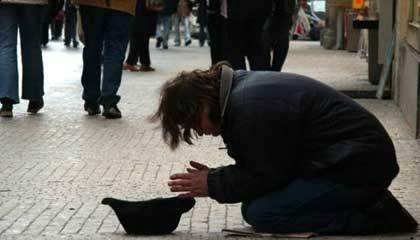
[0,0,48,5]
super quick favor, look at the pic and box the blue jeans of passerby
[156,14,171,48]
[241,179,383,235]
[173,15,191,45]
[79,6,132,108]
[0,4,45,104]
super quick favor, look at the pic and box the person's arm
[207,104,302,203]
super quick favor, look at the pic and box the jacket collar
[219,66,234,119]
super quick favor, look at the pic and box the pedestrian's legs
[241,179,382,234]
[207,14,224,65]
[51,18,63,40]
[198,24,206,47]
[20,5,45,101]
[65,5,78,46]
[0,5,19,104]
[79,6,105,107]
[182,16,191,43]
[100,9,131,107]
[245,17,266,71]
[155,14,162,38]
[226,18,246,70]
[271,35,290,71]
[41,12,50,46]
[173,15,181,46]
[138,30,151,67]
[161,14,171,48]
[125,16,141,66]
[260,20,272,71]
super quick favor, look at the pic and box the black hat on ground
[101,196,195,235]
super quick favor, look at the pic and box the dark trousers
[198,23,207,47]
[51,18,63,39]
[226,16,266,70]
[242,179,383,234]
[0,4,45,103]
[261,33,290,71]
[126,15,153,67]
[41,14,51,45]
[64,4,77,44]
[207,14,226,65]
[271,39,289,71]
[79,6,131,107]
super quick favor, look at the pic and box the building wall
[394,0,420,138]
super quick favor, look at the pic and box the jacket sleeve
[207,104,302,203]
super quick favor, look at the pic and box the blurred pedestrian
[51,9,64,40]
[64,0,79,48]
[124,0,158,72]
[205,0,227,65]
[225,0,272,70]
[72,0,137,119]
[155,0,179,49]
[292,0,324,41]
[41,0,65,46]
[173,0,192,47]
[196,0,207,47]
[261,0,295,71]
[0,0,48,117]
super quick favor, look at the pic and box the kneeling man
[151,62,418,235]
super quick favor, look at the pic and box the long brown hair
[150,61,231,150]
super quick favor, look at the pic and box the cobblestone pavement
[0,40,419,240]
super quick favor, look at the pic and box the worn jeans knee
[241,200,292,233]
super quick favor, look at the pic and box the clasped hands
[168,161,209,198]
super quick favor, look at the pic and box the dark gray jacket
[207,69,399,204]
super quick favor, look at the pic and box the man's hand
[168,161,210,198]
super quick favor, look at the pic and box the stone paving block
[3,200,50,235]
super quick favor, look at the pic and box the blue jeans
[0,4,45,104]
[173,15,191,45]
[156,14,171,47]
[79,6,132,107]
[241,179,382,235]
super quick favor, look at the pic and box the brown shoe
[123,63,140,72]
[0,98,13,117]
[0,103,13,118]
[139,65,155,72]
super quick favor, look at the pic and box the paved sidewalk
[0,40,419,240]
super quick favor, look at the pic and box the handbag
[145,0,164,11]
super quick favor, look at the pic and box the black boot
[366,190,418,234]
[27,98,44,114]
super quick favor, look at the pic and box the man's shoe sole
[27,108,43,114]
